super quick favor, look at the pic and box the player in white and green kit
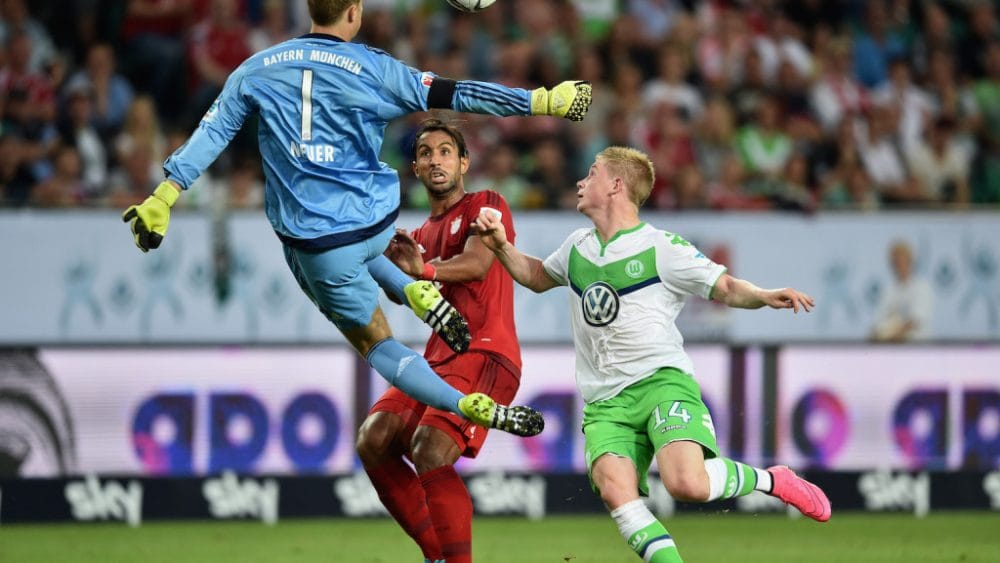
[474,146,831,563]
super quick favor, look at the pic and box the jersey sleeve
[163,64,253,189]
[543,229,588,287]
[372,48,531,120]
[654,231,727,299]
[452,80,532,117]
[374,54,430,121]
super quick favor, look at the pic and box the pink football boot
[767,465,832,522]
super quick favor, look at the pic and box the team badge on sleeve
[203,98,221,122]
[421,72,434,88]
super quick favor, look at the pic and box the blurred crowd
[1,0,999,212]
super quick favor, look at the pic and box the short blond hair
[596,146,656,207]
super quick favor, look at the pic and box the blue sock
[368,255,413,304]
[366,338,464,414]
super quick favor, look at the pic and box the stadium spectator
[642,42,705,122]
[697,4,751,92]
[186,0,252,127]
[0,0,56,73]
[248,0,293,54]
[466,142,538,209]
[57,83,108,199]
[0,132,36,206]
[107,137,158,208]
[63,43,135,140]
[31,145,85,207]
[872,239,934,342]
[810,38,869,132]
[527,135,577,209]
[905,116,971,205]
[673,164,709,210]
[822,163,880,212]
[637,101,696,208]
[852,0,909,88]
[114,95,166,183]
[119,0,193,121]
[754,8,813,85]
[736,94,792,179]
[708,153,770,210]
[872,57,934,150]
[693,96,737,181]
[956,1,999,80]
[855,105,924,205]
[910,2,955,75]
[0,29,58,148]
[969,41,1000,204]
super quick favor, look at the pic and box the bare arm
[472,210,560,293]
[386,228,495,283]
[710,273,815,313]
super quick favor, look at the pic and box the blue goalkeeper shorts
[281,225,395,330]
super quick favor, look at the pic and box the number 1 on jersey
[301,69,313,141]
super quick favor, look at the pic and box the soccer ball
[445,0,497,13]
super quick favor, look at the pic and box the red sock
[366,458,442,560]
[420,466,472,563]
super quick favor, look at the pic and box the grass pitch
[2,512,999,562]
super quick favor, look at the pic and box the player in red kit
[356,119,526,563]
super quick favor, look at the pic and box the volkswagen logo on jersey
[581,281,620,327]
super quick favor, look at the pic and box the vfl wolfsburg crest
[625,259,645,279]
[581,281,619,326]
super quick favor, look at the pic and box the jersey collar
[595,222,646,255]
[298,32,346,42]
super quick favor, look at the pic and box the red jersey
[412,190,521,371]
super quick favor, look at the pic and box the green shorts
[582,367,720,497]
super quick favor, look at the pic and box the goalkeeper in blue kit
[122,0,592,438]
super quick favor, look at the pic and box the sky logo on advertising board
[333,472,388,517]
[985,471,1000,510]
[203,471,279,524]
[857,470,930,516]
[467,471,545,520]
[132,391,341,475]
[64,474,143,527]
[736,490,789,514]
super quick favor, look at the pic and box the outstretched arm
[710,273,815,313]
[472,210,560,293]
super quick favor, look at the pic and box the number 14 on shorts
[653,401,717,439]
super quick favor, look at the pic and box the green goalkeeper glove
[122,181,180,252]
[530,81,593,121]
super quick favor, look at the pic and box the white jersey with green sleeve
[542,223,727,403]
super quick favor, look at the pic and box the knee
[662,470,710,503]
[410,427,461,474]
[410,440,450,474]
[356,416,398,465]
[593,470,636,508]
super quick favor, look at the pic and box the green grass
[2,512,999,562]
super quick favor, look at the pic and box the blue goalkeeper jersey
[163,33,532,249]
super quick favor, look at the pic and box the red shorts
[369,351,520,458]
